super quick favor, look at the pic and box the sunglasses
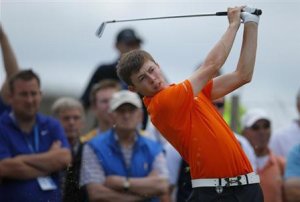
[213,102,225,109]
[250,122,270,131]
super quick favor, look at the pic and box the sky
[0,0,299,131]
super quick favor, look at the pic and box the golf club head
[96,22,106,38]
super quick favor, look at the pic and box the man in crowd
[0,69,71,201]
[269,88,300,158]
[242,108,285,202]
[80,79,121,143]
[80,90,169,201]
[81,28,150,130]
[52,97,87,202]
[81,28,142,109]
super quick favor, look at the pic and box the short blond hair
[51,97,84,118]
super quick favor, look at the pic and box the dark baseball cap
[116,28,142,44]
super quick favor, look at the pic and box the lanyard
[25,125,39,153]
[9,112,39,153]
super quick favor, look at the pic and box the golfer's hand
[241,6,260,24]
[227,6,243,28]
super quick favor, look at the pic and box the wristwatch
[123,177,130,191]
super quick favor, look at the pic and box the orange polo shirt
[144,80,253,179]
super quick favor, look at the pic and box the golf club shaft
[107,13,217,24]
[97,9,262,37]
[107,9,261,23]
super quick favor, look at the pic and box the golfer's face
[130,60,165,96]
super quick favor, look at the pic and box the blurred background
[1,0,299,131]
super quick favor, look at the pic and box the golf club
[96,9,262,38]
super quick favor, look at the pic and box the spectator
[82,28,152,130]
[81,28,142,109]
[269,88,300,158]
[51,97,87,202]
[0,25,19,114]
[284,143,300,202]
[242,108,285,202]
[0,69,71,201]
[80,79,121,143]
[80,90,169,202]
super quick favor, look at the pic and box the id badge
[37,176,57,191]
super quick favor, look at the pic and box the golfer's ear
[128,85,136,92]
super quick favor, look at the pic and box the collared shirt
[0,96,10,115]
[0,111,70,202]
[80,133,169,186]
[144,80,252,178]
[256,150,285,202]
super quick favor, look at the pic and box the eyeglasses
[250,122,270,131]
[213,102,225,109]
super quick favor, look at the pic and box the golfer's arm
[211,22,258,100]
[188,23,240,96]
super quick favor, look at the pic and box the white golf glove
[241,6,260,25]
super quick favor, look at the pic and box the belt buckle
[224,176,242,187]
[215,185,223,194]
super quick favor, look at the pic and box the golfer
[117,6,263,202]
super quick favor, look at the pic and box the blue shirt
[285,144,300,178]
[0,111,70,202]
[0,96,10,115]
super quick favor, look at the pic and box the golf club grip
[216,9,262,16]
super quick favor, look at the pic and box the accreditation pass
[37,176,57,191]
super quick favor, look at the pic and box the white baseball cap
[109,90,142,112]
[241,108,271,129]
